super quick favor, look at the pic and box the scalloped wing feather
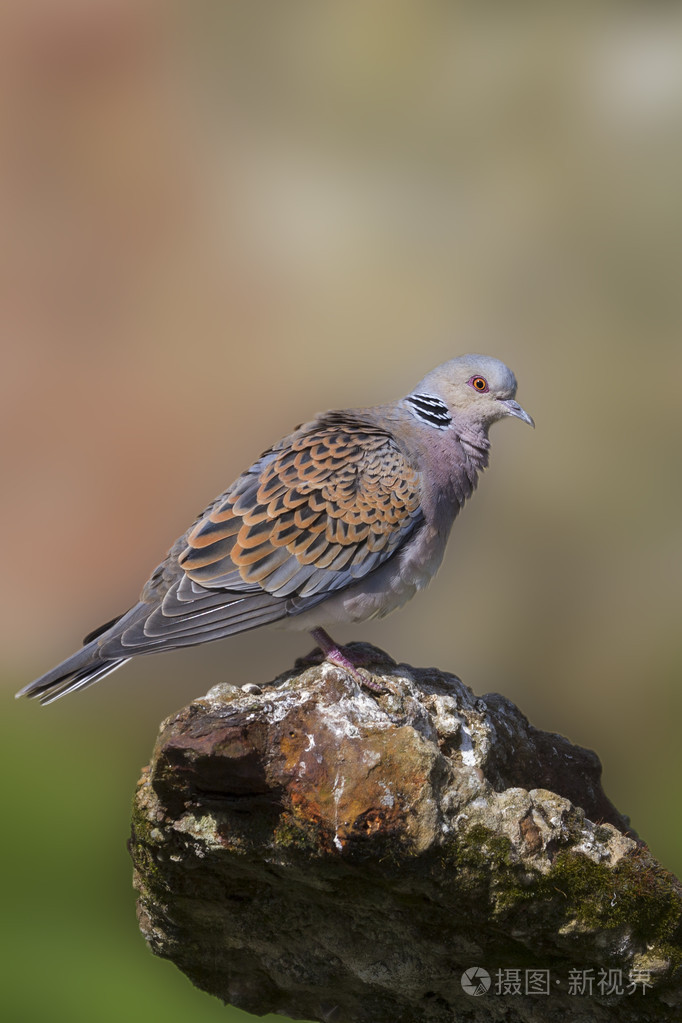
[48,416,425,666]
[178,417,423,601]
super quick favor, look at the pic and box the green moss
[443,824,513,876]
[273,810,323,851]
[535,848,682,950]
[441,822,682,968]
[439,825,522,903]
[611,851,682,961]
[594,825,613,844]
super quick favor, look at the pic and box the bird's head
[408,354,534,434]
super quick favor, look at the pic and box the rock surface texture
[130,644,682,1022]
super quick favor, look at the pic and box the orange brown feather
[178,419,423,600]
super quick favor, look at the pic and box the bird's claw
[353,668,391,695]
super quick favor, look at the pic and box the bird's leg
[308,628,388,694]
[309,627,360,672]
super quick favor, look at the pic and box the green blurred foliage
[3,688,294,1023]
[2,2,681,1021]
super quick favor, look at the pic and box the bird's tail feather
[15,643,130,706]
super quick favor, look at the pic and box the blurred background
[2,2,681,1021]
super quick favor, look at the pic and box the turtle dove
[17,354,532,703]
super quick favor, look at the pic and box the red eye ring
[468,375,489,393]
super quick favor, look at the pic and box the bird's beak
[499,398,535,428]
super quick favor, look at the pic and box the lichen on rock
[130,644,682,1022]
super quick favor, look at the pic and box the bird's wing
[96,413,424,657]
[178,412,424,600]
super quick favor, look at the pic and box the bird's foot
[325,652,389,695]
[306,629,390,694]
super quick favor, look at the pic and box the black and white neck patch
[405,393,452,429]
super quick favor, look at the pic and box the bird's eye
[469,376,489,393]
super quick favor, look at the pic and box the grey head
[405,354,534,435]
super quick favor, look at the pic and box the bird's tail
[15,642,130,706]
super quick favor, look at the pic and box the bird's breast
[283,521,450,631]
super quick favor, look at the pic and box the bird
[17,354,533,705]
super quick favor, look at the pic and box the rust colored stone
[130,644,682,1023]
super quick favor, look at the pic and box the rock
[130,644,682,1022]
